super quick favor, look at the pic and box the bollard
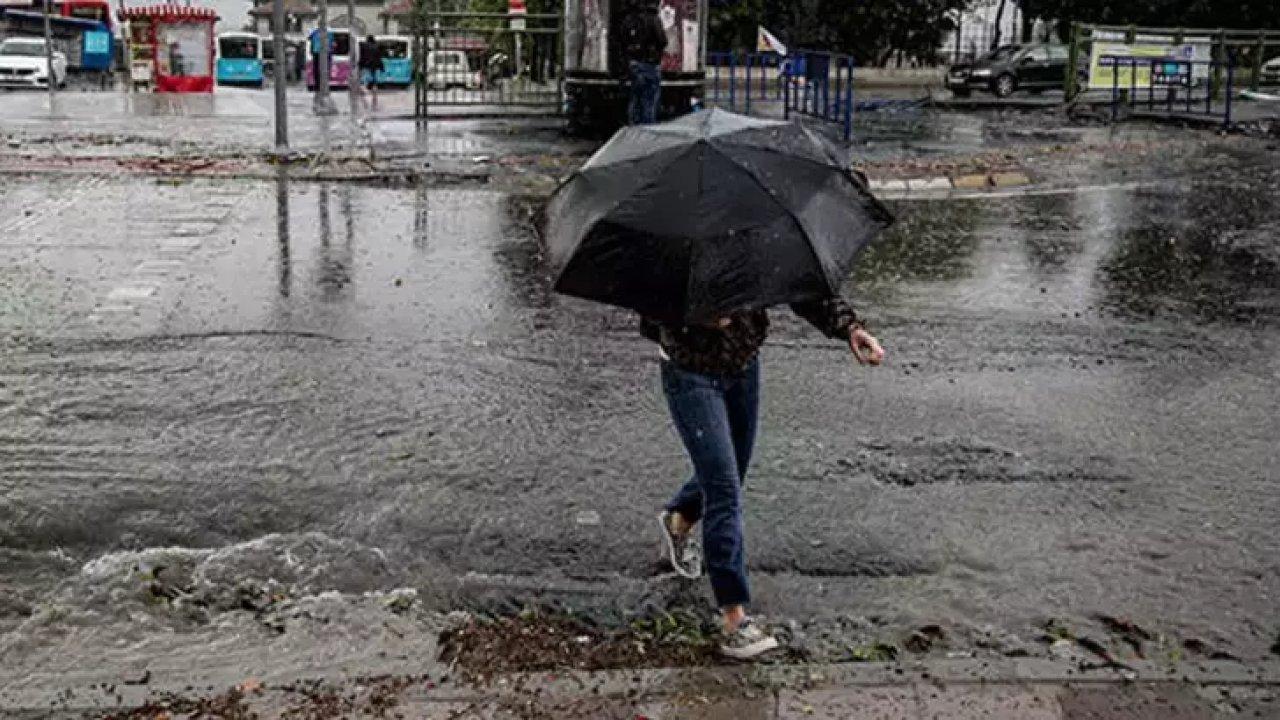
[728,52,736,112]
[713,55,720,104]
[1065,22,1081,100]
[745,53,752,115]
[783,61,791,120]
[842,57,854,141]
[1224,58,1234,126]
[1251,30,1265,92]
[1110,58,1119,122]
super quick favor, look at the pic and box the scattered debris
[438,611,717,683]
[904,624,947,654]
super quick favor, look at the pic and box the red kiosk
[119,4,217,92]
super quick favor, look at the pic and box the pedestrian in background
[620,0,666,124]
[357,35,383,110]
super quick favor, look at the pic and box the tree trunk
[1021,5,1035,42]
[991,0,1007,49]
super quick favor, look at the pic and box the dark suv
[947,44,1070,98]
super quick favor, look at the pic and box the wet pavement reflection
[1,138,1278,667]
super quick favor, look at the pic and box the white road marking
[106,283,159,301]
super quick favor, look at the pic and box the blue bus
[374,35,412,87]
[216,32,264,87]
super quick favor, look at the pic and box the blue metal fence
[706,50,857,140]
[784,50,856,141]
[706,51,786,115]
[1101,54,1238,127]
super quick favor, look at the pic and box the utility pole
[42,0,55,107]
[314,0,337,114]
[272,0,289,149]
[346,0,357,112]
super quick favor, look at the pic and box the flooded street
[1,122,1278,679]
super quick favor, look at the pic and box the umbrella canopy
[544,108,893,325]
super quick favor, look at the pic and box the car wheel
[994,73,1017,98]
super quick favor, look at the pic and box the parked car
[425,50,479,90]
[947,43,1069,98]
[1261,55,1280,86]
[0,37,68,89]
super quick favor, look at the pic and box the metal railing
[784,50,856,141]
[1101,54,1236,126]
[406,10,563,116]
[1066,23,1280,98]
[706,51,786,113]
[706,50,857,141]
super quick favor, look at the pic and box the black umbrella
[543,108,894,325]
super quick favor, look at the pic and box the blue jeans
[662,357,760,607]
[628,61,661,125]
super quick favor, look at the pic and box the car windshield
[982,46,1019,63]
[0,41,45,57]
[378,40,408,58]
[219,38,258,59]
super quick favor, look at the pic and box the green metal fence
[1066,23,1280,100]
[396,8,563,117]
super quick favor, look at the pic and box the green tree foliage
[708,0,764,53]
[1021,0,1280,32]
[709,0,969,65]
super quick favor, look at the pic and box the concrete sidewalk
[5,656,1278,718]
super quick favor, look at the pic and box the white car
[1261,56,1280,86]
[0,37,68,89]
[425,50,479,90]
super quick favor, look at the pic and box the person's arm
[790,296,885,366]
[790,296,859,340]
[652,15,668,54]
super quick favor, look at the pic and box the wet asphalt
[1,107,1278,669]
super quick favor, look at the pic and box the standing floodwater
[1,126,1279,680]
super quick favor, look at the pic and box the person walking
[645,301,884,660]
[356,35,383,110]
[543,109,894,662]
[620,0,666,124]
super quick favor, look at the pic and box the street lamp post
[42,0,55,107]
[347,0,357,111]
[272,0,289,149]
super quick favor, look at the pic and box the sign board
[509,0,525,30]
[83,30,111,54]
[757,26,786,56]
[1086,33,1211,90]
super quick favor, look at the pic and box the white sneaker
[658,511,702,579]
[719,617,780,661]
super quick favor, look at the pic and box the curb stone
[868,172,1034,195]
[5,659,1277,716]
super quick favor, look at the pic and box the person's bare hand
[849,327,885,366]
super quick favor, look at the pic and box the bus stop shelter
[119,4,217,92]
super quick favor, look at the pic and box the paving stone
[1058,684,1220,720]
[656,696,775,720]
[779,686,919,719]
[951,173,990,189]
[106,283,158,301]
[909,658,1016,684]
[906,177,953,192]
[990,171,1032,187]
[917,683,1062,720]
[869,179,909,191]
